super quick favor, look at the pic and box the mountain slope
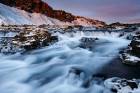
[0,3,72,25]
[0,0,75,22]
[0,0,106,27]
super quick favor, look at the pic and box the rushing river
[0,32,131,93]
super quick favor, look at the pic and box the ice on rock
[104,78,140,93]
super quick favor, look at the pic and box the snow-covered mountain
[0,0,106,27]
[0,3,72,26]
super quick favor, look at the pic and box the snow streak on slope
[0,3,71,25]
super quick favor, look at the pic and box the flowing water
[0,31,131,93]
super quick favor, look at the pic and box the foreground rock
[104,77,140,93]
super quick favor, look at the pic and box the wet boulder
[79,37,98,50]
[120,53,140,66]
[80,37,98,42]
[127,80,138,90]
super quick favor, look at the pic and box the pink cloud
[94,5,140,18]
[128,18,140,23]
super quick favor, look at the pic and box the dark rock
[111,88,118,93]
[69,68,84,76]
[79,37,98,50]
[120,33,140,66]
[127,80,138,89]
[0,26,58,54]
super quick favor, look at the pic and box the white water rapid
[0,31,130,93]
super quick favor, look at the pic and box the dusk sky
[45,0,140,24]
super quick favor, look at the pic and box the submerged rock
[79,37,98,50]
[68,67,106,88]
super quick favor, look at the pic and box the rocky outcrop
[0,25,58,54]
[120,31,140,66]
